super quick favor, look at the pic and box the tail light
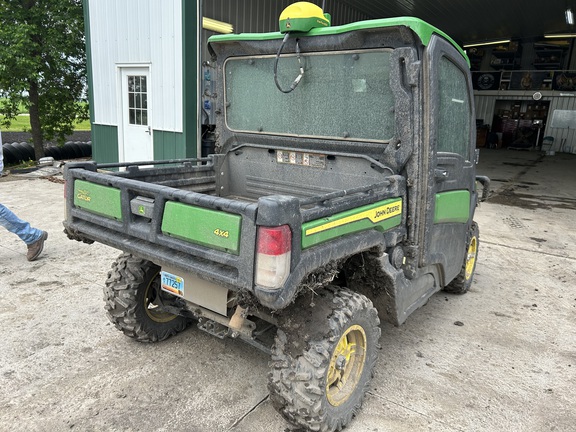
[255,225,291,288]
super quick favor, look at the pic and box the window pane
[225,50,394,142]
[437,57,470,158]
[126,74,148,126]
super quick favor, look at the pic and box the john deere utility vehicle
[64,2,489,430]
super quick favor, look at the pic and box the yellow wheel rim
[145,274,178,323]
[326,324,367,407]
[464,236,478,280]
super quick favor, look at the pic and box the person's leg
[0,203,43,244]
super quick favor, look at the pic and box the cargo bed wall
[112,161,218,194]
[219,145,391,201]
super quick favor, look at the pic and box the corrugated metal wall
[475,93,576,153]
[547,96,576,153]
[200,1,370,65]
[202,0,369,33]
[88,0,183,132]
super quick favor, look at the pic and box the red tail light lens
[255,225,292,289]
[257,225,292,255]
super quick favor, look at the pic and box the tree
[0,0,88,160]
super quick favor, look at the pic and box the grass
[0,114,91,131]
[0,98,90,131]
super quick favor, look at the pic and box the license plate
[160,271,184,297]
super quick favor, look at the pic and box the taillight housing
[255,225,292,289]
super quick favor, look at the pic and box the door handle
[434,169,448,181]
[145,126,151,135]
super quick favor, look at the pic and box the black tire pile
[1,141,92,164]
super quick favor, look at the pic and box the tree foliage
[0,0,88,159]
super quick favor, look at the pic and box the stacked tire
[1,141,91,164]
[2,142,34,164]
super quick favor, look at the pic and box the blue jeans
[0,203,43,245]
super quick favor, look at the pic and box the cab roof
[208,16,469,66]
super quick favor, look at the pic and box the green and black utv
[64,3,489,430]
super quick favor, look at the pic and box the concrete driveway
[0,149,574,431]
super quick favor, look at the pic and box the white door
[120,67,152,162]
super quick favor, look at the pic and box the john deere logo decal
[373,203,401,219]
[138,205,146,215]
[305,200,402,236]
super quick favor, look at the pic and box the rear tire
[104,253,189,342]
[268,286,380,432]
[444,222,479,294]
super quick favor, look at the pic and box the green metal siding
[153,130,186,160]
[91,124,119,163]
[92,126,186,163]
[93,127,187,162]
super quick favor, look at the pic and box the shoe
[27,231,48,261]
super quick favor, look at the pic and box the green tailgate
[161,201,242,254]
[302,198,403,249]
[73,180,122,220]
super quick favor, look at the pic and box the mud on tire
[268,286,381,432]
[444,222,480,294]
[104,253,189,342]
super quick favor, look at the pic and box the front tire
[268,286,380,432]
[104,253,189,342]
[444,222,480,294]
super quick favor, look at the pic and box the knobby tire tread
[268,286,380,432]
[104,253,188,343]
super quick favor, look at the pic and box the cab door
[421,35,477,285]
